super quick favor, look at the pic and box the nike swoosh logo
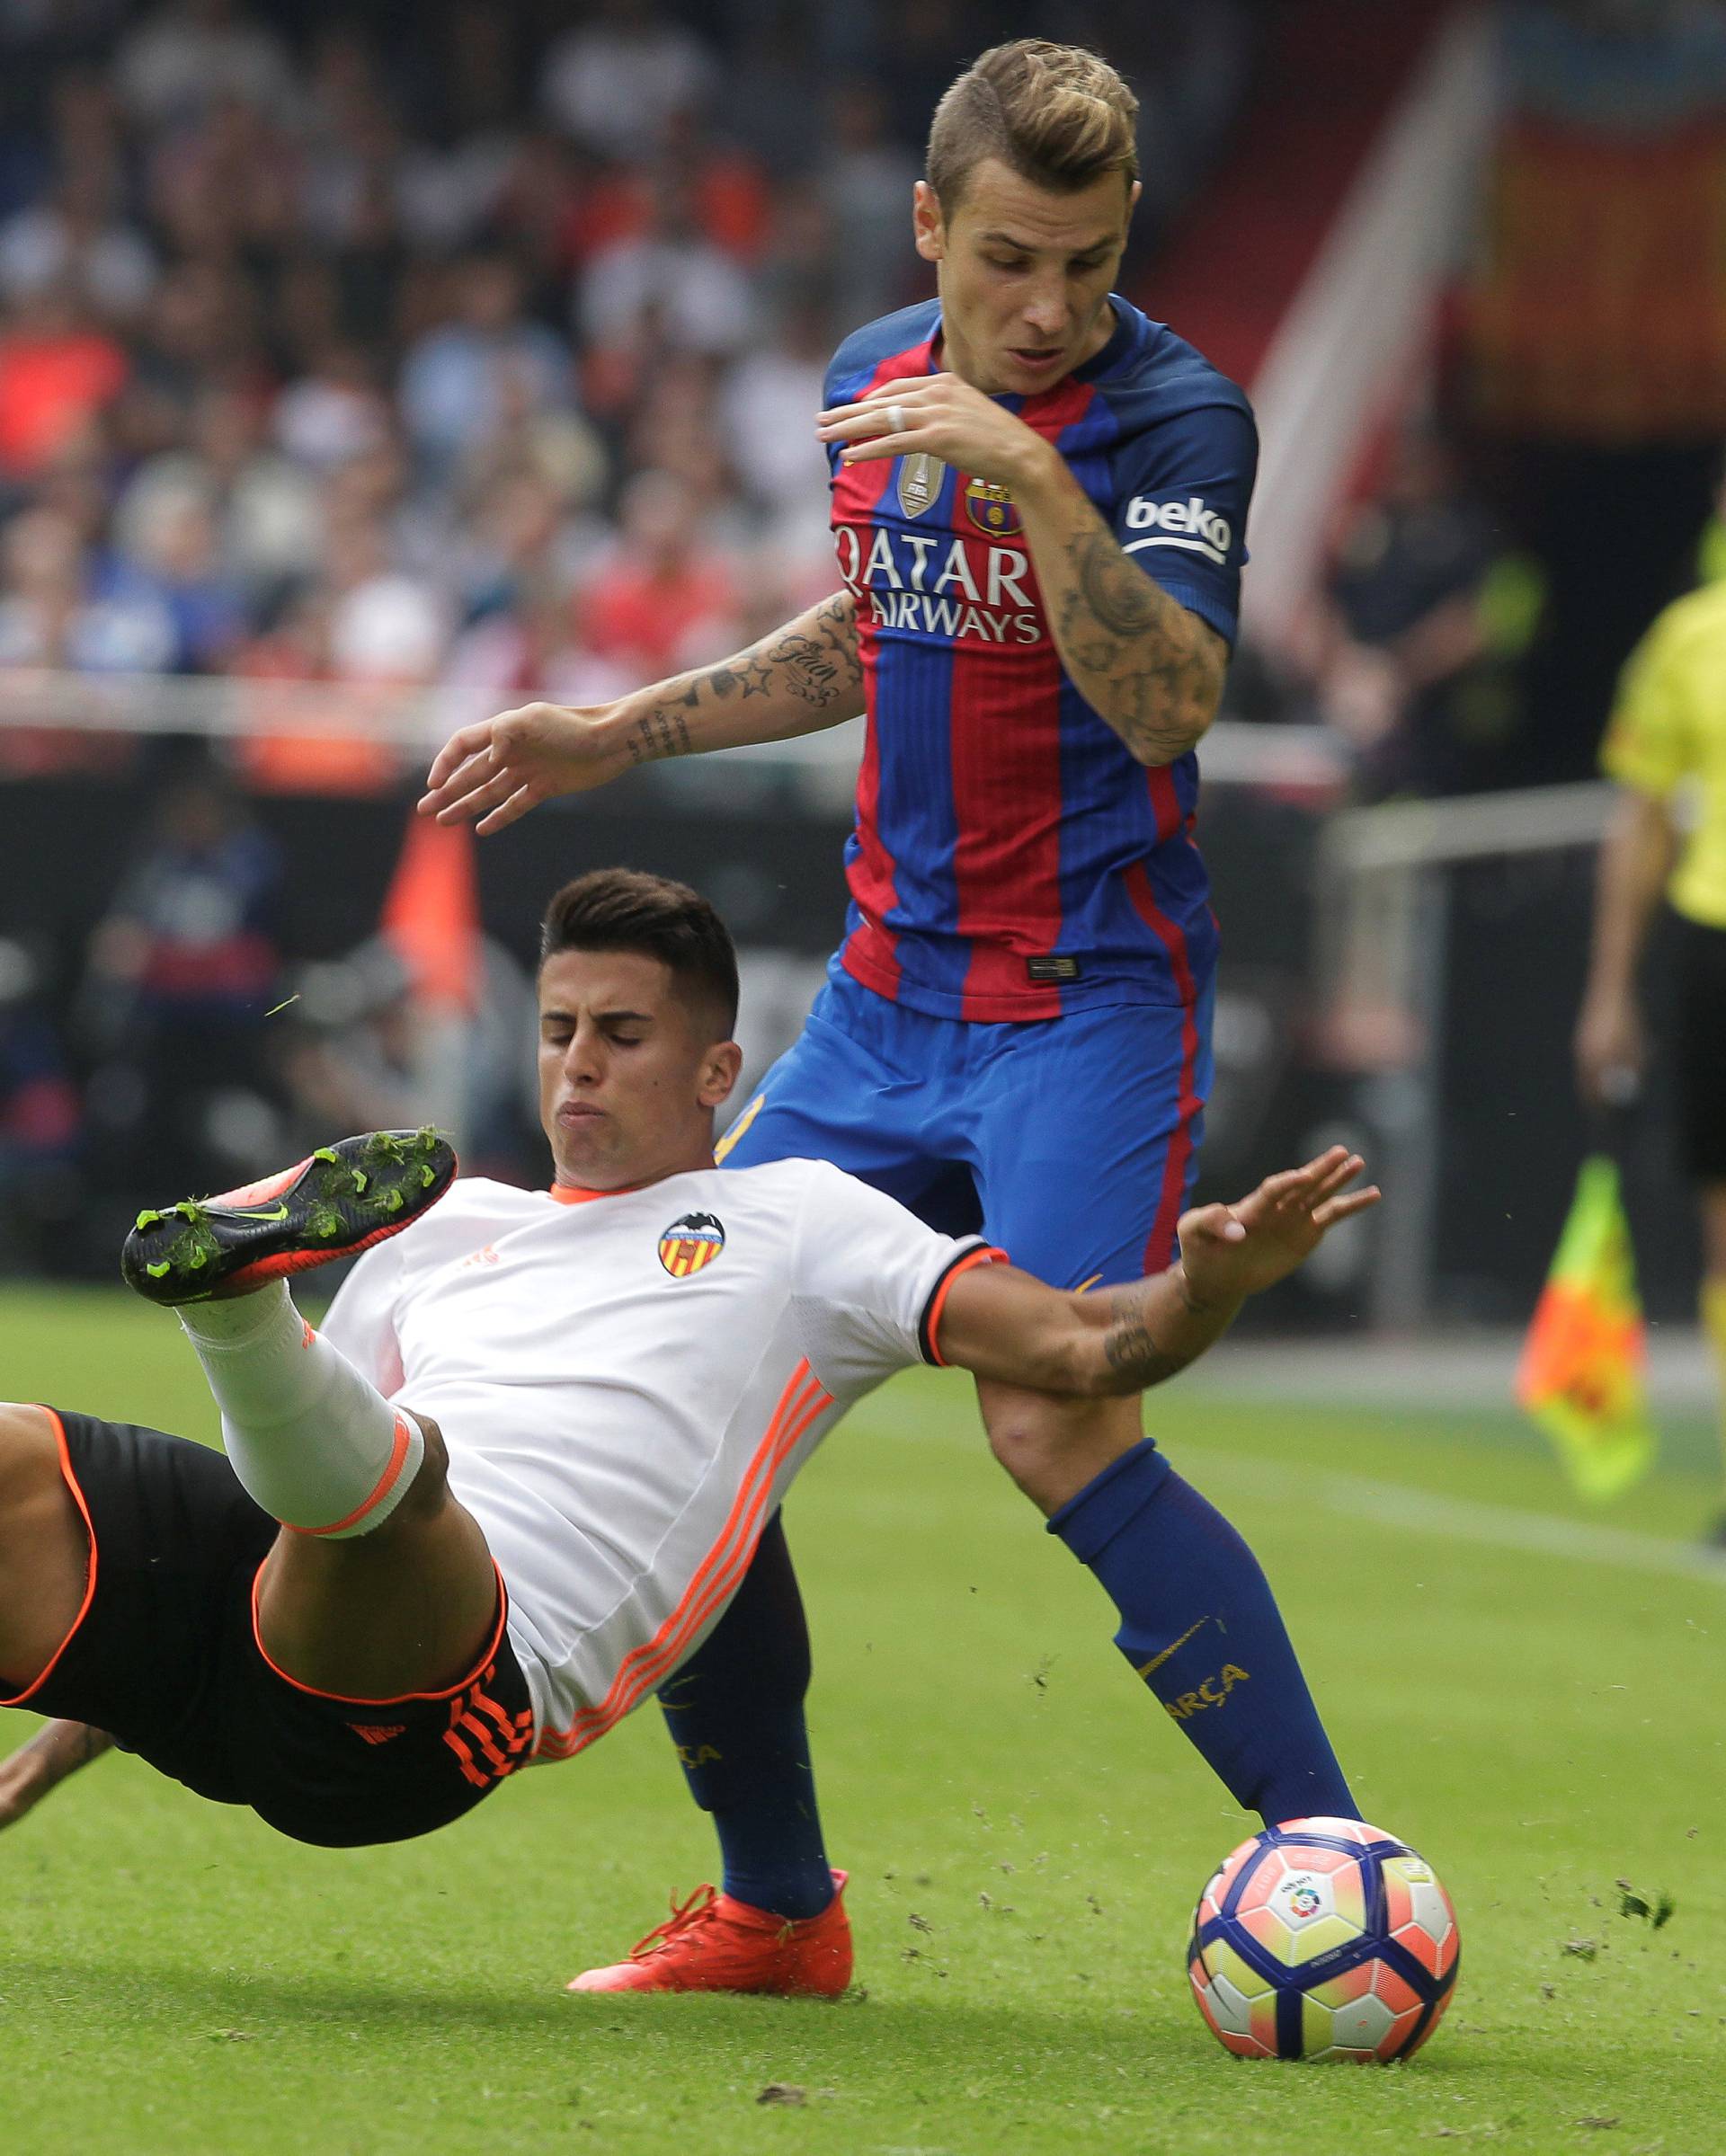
[1135,1614,1213,1679]
[231,1204,290,1223]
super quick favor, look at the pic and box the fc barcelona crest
[659,1211,726,1277]
[965,476,1022,535]
[897,452,944,520]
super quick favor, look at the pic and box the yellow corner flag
[1516,1156,1656,1502]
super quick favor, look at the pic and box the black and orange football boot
[120,1128,456,1306]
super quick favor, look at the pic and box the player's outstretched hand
[1177,1147,1379,1310]
[419,700,633,835]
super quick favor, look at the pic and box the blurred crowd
[0,0,1258,795]
[0,0,1265,1269]
[22,0,1726,1268]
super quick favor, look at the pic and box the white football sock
[177,1282,424,1539]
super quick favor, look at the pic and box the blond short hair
[926,39,1140,213]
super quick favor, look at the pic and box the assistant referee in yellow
[1576,569,1726,1543]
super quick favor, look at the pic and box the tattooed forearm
[1075,530,1163,639]
[624,707,693,764]
[1099,1287,1186,1390]
[1084,1269,1240,1396]
[765,590,861,709]
[1048,527,1225,765]
[1004,437,1231,765]
[627,594,861,757]
[772,634,843,705]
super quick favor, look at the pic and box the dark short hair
[927,39,1140,215]
[538,869,739,1035]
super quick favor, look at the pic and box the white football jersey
[320,1159,992,1762]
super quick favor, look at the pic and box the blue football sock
[1048,1440,1357,1827]
[656,1511,836,1921]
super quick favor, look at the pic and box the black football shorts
[1674,915,1726,1184]
[4,1409,534,1848]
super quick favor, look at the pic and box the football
[1188,1817,1460,2063]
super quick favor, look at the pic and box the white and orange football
[1188,1816,1460,2063]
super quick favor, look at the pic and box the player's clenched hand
[419,700,633,835]
[816,373,1058,493]
[1176,1148,1380,1310]
[1574,989,1646,1111]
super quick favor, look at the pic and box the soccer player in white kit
[0,870,1375,1981]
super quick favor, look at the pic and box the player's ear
[697,1040,743,1113]
[912,180,946,263]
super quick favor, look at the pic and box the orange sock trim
[292,1414,415,1539]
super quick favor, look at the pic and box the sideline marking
[1193,1453,1726,1588]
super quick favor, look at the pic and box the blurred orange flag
[379,809,481,1016]
[1516,1157,1656,1502]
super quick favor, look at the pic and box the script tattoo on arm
[769,590,860,708]
[623,594,862,765]
[623,708,693,765]
[1051,526,1226,766]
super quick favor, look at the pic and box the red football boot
[566,1871,852,1997]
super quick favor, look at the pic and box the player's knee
[393,1408,451,1523]
[977,1384,1081,1498]
[977,1383,1144,1515]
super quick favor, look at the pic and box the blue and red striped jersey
[825,295,1256,1023]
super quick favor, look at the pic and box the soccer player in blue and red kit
[423,39,1358,1993]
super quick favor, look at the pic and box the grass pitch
[2,1287,1722,2155]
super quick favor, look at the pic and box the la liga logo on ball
[1188,1817,1459,2063]
[1285,1877,1324,1921]
[658,1212,725,1278]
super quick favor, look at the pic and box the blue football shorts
[718,963,1215,1291]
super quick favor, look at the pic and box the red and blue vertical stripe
[823,296,1241,1030]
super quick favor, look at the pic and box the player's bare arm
[818,373,1226,766]
[1575,784,1680,1106]
[936,1148,1379,1397]
[419,591,862,835]
[0,1719,112,1831]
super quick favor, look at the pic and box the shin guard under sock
[658,1512,834,1920]
[1049,1440,1357,1826]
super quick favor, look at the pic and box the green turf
[2,1288,1723,2154]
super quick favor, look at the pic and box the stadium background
[1,7,1723,2151]
[4,0,1722,1328]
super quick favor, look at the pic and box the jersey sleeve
[787,1160,1001,1399]
[1111,399,1258,648]
[1600,608,1697,797]
[318,1237,406,1396]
